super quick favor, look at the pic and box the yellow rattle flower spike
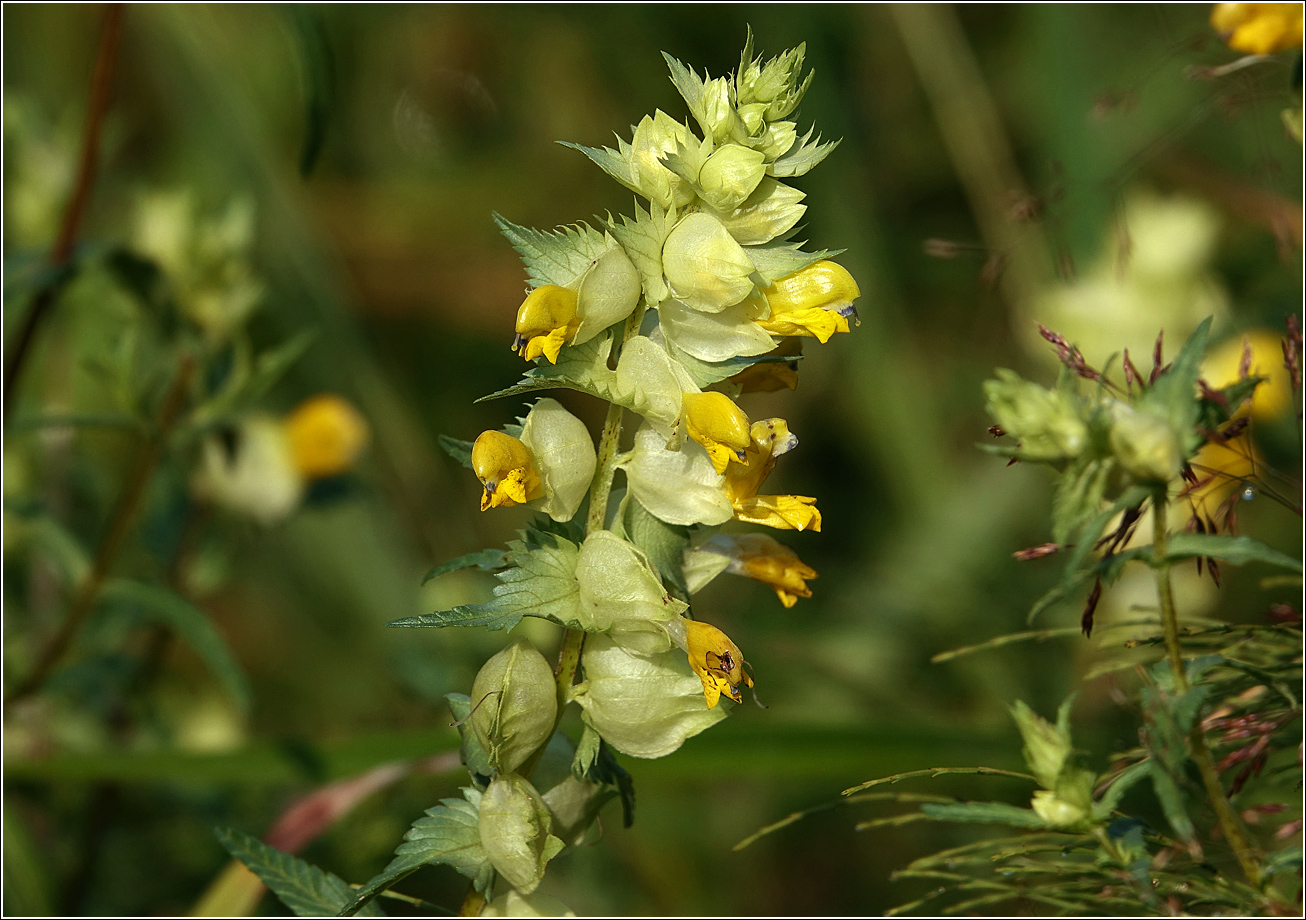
[754,260,861,343]
[513,285,580,364]
[283,394,370,480]
[471,430,544,511]
[681,391,752,474]
[682,619,753,709]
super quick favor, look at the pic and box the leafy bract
[215,827,384,918]
[768,127,839,178]
[607,199,675,304]
[1137,317,1210,457]
[1164,533,1302,572]
[492,213,610,289]
[438,434,474,469]
[477,334,620,406]
[744,239,841,285]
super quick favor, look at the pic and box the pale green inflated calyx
[469,639,558,775]
[518,398,597,523]
[1107,402,1182,484]
[574,246,642,344]
[575,530,687,652]
[697,145,767,213]
[662,212,756,313]
[478,773,565,894]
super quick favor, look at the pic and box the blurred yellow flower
[1211,3,1304,55]
[283,394,370,480]
[1201,329,1293,421]
[1184,438,1260,522]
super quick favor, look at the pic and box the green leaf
[283,5,335,176]
[437,435,474,469]
[492,212,610,289]
[619,496,690,600]
[557,140,635,190]
[16,513,91,589]
[744,239,842,285]
[1263,846,1303,878]
[1092,759,1151,820]
[920,802,1049,829]
[216,827,384,918]
[194,331,317,425]
[1163,533,1302,573]
[340,789,491,916]
[101,580,250,714]
[585,739,635,829]
[1147,759,1196,846]
[607,200,675,304]
[389,525,582,632]
[422,550,509,584]
[1198,375,1264,429]
[571,722,602,779]
[768,127,839,178]
[1138,317,1211,456]
[663,344,800,389]
[444,694,495,785]
[1050,457,1113,546]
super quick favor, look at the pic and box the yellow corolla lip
[681,392,752,474]
[755,260,861,342]
[718,418,819,530]
[513,285,580,365]
[471,430,543,511]
[683,619,754,709]
[732,544,818,608]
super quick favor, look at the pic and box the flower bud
[755,261,860,342]
[470,639,558,775]
[1031,788,1089,829]
[714,178,806,246]
[983,370,1088,463]
[629,111,695,209]
[662,212,756,314]
[192,416,304,525]
[681,392,751,474]
[518,399,596,522]
[283,394,370,480]
[574,246,642,345]
[472,430,544,511]
[573,634,727,758]
[681,618,753,708]
[1108,403,1182,484]
[481,890,576,917]
[696,145,767,213]
[1211,3,1303,55]
[514,285,579,364]
[697,77,743,143]
[478,773,565,894]
[737,43,810,120]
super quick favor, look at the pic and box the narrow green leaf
[1164,533,1301,573]
[661,52,705,125]
[1092,759,1151,819]
[284,5,336,176]
[557,141,634,190]
[102,580,250,714]
[340,789,491,916]
[422,550,508,584]
[444,693,495,785]
[920,802,1049,829]
[216,827,384,918]
[1147,759,1196,845]
[1139,317,1211,454]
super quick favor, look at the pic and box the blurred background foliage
[2,4,1300,915]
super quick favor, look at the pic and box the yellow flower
[283,394,370,480]
[716,533,818,607]
[1184,437,1260,522]
[724,419,821,531]
[472,430,543,511]
[1201,329,1293,422]
[513,285,580,364]
[754,261,860,343]
[727,341,802,393]
[682,619,753,709]
[681,391,752,474]
[1211,3,1303,55]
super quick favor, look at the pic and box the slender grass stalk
[1151,488,1262,888]
[4,354,195,708]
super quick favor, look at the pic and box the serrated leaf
[216,827,384,918]
[390,526,582,632]
[445,693,495,786]
[620,495,690,600]
[571,722,602,779]
[1092,759,1151,820]
[492,212,609,289]
[920,802,1049,829]
[1147,758,1196,845]
[608,200,675,304]
[744,239,841,285]
[663,340,799,389]
[102,579,249,714]
[438,435,473,469]
[557,140,635,189]
[661,52,706,125]
[768,127,839,178]
[1164,533,1301,573]
[340,789,490,916]
[423,550,509,584]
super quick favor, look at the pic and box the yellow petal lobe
[732,494,822,532]
[682,392,751,474]
[283,394,370,480]
[683,620,753,709]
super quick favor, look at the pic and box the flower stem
[1151,488,1261,888]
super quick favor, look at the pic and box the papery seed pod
[696,145,767,213]
[518,398,597,522]
[540,773,614,847]
[662,212,756,314]
[1108,403,1182,484]
[573,634,727,758]
[470,639,557,775]
[575,530,685,652]
[478,773,565,894]
[574,247,643,344]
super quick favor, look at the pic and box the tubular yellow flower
[513,285,580,364]
[1211,3,1303,55]
[471,430,544,511]
[721,418,822,531]
[681,391,752,474]
[283,394,370,480]
[754,261,861,343]
[719,533,817,607]
[682,619,753,709]
[1201,329,1293,421]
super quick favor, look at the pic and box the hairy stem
[1151,489,1261,888]
[3,3,126,427]
[5,354,194,708]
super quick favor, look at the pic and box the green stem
[1151,489,1262,888]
